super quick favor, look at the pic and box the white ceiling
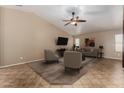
[1,5,123,35]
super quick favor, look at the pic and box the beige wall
[0,7,1,65]
[0,7,73,66]
[76,30,122,60]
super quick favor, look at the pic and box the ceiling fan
[63,12,86,26]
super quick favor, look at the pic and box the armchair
[44,49,59,63]
[64,51,84,70]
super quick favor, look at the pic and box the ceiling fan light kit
[63,11,86,26]
[71,22,76,25]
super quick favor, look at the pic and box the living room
[0,5,123,88]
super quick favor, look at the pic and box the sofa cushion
[83,47,91,52]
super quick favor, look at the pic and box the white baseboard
[0,58,44,69]
[0,56,122,69]
[104,56,122,60]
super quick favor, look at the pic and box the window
[75,38,80,47]
[115,34,122,52]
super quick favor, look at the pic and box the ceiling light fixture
[63,12,86,26]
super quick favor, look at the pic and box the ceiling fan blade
[71,18,74,21]
[64,22,71,26]
[77,20,86,22]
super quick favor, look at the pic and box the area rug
[28,58,96,84]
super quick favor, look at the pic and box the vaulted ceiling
[2,5,123,35]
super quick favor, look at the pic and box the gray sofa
[81,47,99,58]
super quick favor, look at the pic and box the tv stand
[56,48,66,57]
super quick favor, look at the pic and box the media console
[56,48,66,57]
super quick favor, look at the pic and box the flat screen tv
[57,37,68,45]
